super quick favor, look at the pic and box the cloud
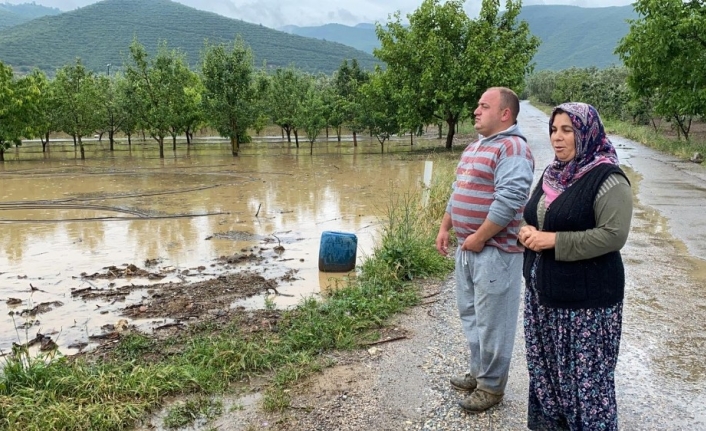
[2,0,635,27]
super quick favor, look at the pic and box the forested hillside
[0,0,379,74]
[282,23,381,55]
[276,5,637,71]
[520,5,637,70]
[0,2,61,30]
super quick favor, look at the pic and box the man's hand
[461,233,486,253]
[436,229,450,256]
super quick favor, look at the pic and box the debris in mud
[6,298,22,306]
[79,264,167,280]
[280,269,300,282]
[218,251,266,265]
[89,331,121,341]
[75,271,279,321]
[206,230,262,241]
[101,319,130,333]
[15,301,64,317]
[144,258,163,267]
[13,332,58,352]
[71,285,128,302]
[232,309,283,335]
[68,342,88,351]
[269,233,286,254]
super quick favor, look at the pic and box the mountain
[282,23,381,54]
[276,5,638,71]
[519,5,637,70]
[0,2,61,30]
[0,0,379,75]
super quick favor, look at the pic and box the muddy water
[0,137,438,354]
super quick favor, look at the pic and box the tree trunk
[186,129,192,146]
[445,118,456,150]
[42,133,49,152]
[0,148,4,161]
[158,136,164,159]
[127,133,132,146]
[438,124,443,140]
[231,135,239,156]
[78,137,85,160]
[326,127,329,139]
[294,130,299,148]
[285,127,291,142]
[109,130,115,151]
[73,134,78,147]
[353,131,358,147]
[172,134,177,151]
[410,132,414,146]
[337,126,341,142]
[310,140,314,155]
[281,127,285,139]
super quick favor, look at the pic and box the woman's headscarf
[542,102,619,206]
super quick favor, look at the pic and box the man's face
[473,90,507,137]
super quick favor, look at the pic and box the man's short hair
[489,87,520,122]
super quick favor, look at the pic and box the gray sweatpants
[455,246,522,395]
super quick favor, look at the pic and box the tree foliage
[616,0,706,139]
[201,38,256,156]
[334,59,369,145]
[267,67,311,146]
[360,68,401,153]
[125,39,191,158]
[54,59,101,159]
[374,0,539,149]
[0,63,40,160]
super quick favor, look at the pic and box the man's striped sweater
[445,123,535,253]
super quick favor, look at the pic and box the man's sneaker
[449,373,477,391]
[458,389,504,413]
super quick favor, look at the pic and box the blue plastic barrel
[318,231,358,272]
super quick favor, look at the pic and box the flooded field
[0,135,446,355]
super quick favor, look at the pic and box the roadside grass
[602,120,706,160]
[0,156,457,431]
[529,97,706,161]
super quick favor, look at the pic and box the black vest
[523,164,628,309]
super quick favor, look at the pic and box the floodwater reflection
[0,137,438,353]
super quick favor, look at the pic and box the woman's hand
[519,225,538,248]
[523,229,557,252]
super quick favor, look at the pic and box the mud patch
[79,264,168,281]
[206,230,263,241]
[72,271,280,321]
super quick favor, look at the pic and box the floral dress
[524,256,623,431]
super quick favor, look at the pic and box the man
[435,87,535,413]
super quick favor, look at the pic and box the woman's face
[550,112,576,162]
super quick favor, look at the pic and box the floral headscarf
[542,102,619,206]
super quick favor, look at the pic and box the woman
[519,102,633,430]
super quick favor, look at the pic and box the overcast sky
[6,0,635,28]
